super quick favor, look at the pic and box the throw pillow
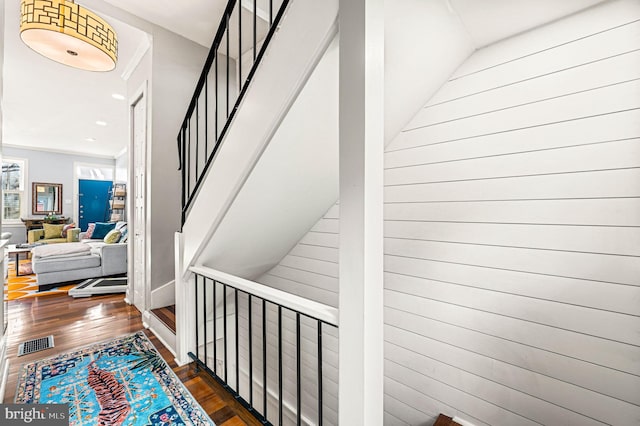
[43,223,64,239]
[103,229,122,244]
[61,223,76,238]
[85,223,96,239]
[119,226,128,243]
[92,222,116,240]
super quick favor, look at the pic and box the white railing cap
[189,265,339,326]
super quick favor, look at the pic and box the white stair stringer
[181,0,339,279]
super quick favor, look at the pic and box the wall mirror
[32,182,63,215]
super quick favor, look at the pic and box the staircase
[173,0,340,424]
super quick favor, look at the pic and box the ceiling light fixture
[111,93,125,100]
[85,137,96,142]
[96,120,107,126]
[20,0,118,72]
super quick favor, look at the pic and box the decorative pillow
[61,223,76,238]
[43,223,64,239]
[85,223,96,239]
[118,225,128,243]
[103,229,122,244]
[92,222,116,240]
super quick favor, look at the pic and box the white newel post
[338,0,385,424]
[174,231,196,366]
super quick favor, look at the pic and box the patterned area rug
[15,331,214,425]
[7,260,78,300]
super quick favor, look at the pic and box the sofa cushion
[92,222,116,239]
[39,238,67,245]
[32,242,91,258]
[33,254,101,273]
[43,223,64,239]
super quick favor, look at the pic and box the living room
[0,0,146,299]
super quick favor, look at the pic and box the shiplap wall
[241,204,340,425]
[383,0,640,424]
[251,1,640,425]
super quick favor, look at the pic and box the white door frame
[126,81,149,312]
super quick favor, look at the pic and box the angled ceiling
[2,0,610,159]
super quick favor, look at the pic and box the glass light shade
[20,0,117,72]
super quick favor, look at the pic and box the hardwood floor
[3,293,261,426]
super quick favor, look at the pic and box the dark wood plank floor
[151,304,176,333]
[3,294,261,426]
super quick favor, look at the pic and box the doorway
[78,179,113,230]
[129,83,148,314]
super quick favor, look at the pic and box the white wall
[1,147,115,243]
[253,1,640,425]
[148,29,208,290]
[253,204,339,425]
[115,149,128,183]
[383,0,640,424]
[89,0,209,291]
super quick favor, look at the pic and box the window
[2,158,27,222]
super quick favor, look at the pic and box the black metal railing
[189,270,337,425]
[178,0,290,225]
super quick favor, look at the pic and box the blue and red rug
[15,332,214,425]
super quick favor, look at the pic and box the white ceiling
[449,0,609,48]
[2,0,610,159]
[103,0,272,51]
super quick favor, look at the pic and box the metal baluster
[203,277,208,368]
[195,101,199,178]
[215,55,218,142]
[213,280,218,375]
[270,0,273,25]
[186,120,191,197]
[296,313,301,425]
[253,0,257,62]
[224,284,228,382]
[278,306,283,426]
[318,321,323,425]
[226,13,230,118]
[248,294,253,408]
[263,299,268,419]
[204,78,208,158]
[238,2,242,88]
[195,275,199,364]
[235,289,239,393]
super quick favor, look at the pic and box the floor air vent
[18,335,54,356]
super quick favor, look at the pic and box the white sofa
[32,240,127,290]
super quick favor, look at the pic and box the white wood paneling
[383,0,640,424]
[253,205,340,424]
[452,0,640,77]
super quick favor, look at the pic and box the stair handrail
[189,265,338,326]
[178,0,292,226]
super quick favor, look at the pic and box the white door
[132,92,147,313]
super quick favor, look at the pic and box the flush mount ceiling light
[20,0,118,72]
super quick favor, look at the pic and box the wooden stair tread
[151,304,176,333]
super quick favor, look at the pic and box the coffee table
[6,245,33,276]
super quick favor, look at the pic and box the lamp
[20,0,117,72]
